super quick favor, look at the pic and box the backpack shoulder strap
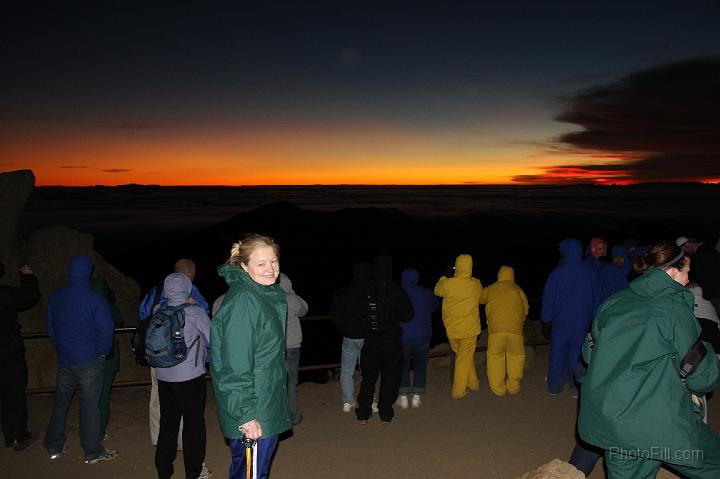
[151,281,164,311]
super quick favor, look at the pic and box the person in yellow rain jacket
[480,266,529,396]
[434,254,483,398]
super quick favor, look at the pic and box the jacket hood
[69,255,93,282]
[402,268,419,287]
[454,254,473,279]
[164,272,192,306]
[629,267,692,305]
[371,255,393,281]
[69,255,93,279]
[559,239,582,263]
[497,265,515,283]
[351,262,371,285]
[218,264,285,299]
[278,272,294,294]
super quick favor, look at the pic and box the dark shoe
[49,444,69,460]
[85,448,118,464]
[14,433,37,451]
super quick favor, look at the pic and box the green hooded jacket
[579,267,719,467]
[211,264,291,439]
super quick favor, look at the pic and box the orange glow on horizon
[1,125,710,186]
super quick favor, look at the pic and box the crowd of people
[2,232,720,478]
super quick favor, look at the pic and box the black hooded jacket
[0,265,41,360]
[361,255,414,337]
[332,262,372,339]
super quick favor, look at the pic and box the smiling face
[241,244,280,286]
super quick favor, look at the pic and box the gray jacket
[279,273,308,349]
[154,273,211,382]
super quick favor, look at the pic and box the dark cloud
[516,58,720,184]
[59,165,132,173]
[107,122,164,130]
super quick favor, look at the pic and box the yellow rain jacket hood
[434,254,483,338]
[481,266,529,335]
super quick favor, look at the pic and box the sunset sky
[1,1,719,185]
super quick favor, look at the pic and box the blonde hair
[227,234,280,266]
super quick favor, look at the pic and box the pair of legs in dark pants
[285,347,301,424]
[0,352,32,447]
[356,333,402,422]
[155,375,206,479]
[44,356,106,460]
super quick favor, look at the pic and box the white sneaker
[198,462,213,479]
[411,394,422,408]
[397,395,409,409]
[342,402,354,413]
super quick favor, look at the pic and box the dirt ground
[4,343,716,479]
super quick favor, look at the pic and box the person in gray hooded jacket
[279,273,308,426]
[154,273,211,479]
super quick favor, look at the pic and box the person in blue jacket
[607,245,632,296]
[541,239,599,396]
[138,258,208,321]
[398,268,439,409]
[43,255,117,463]
[584,237,612,304]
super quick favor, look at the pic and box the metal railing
[23,314,549,394]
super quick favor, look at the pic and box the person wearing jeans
[43,255,116,463]
[331,262,371,411]
[45,356,105,459]
[399,340,430,402]
[340,337,364,408]
[398,268,438,408]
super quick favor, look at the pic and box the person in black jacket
[355,255,413,424]
[0,260,40,451]
[331,262,371,413]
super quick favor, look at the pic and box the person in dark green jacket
[211,234,290,479]
[579,240,720,479]
[89,278,124,441]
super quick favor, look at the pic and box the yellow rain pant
[449,336,480,398]
[486,332,525,396]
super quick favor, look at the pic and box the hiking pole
[242,436,257,479]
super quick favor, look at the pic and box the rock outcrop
[0,169,35,284]
[0,170,143,388]
[517,459,585,479]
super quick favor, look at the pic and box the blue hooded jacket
[400,268,439,341]
[606,245,631,296]
[46,256,114,366]
[541,239,599,336]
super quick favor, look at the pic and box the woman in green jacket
[579,240,720,479]
[211,234,291,479]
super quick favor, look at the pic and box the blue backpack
[145,302,199,368]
